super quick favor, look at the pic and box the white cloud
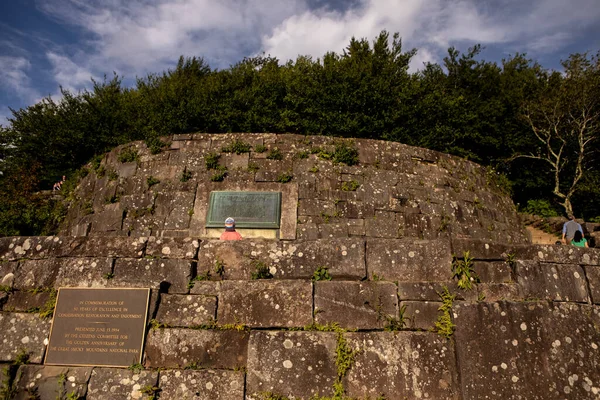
[0,56,40,103]
[46,52,96,92]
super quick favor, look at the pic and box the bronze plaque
[206,191,281,228]
[44,288,150,367]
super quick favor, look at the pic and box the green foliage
[247,162,259,173]
[204,152,221,170]
[251,261,273,279]
[140,385,161,400]
[222,139,252,154]
[295,150,309,159]
[452,251,479,290]
[523,199,560,217]
[146,176,160,188]
[332,141,360,166]
[210,166,228,182]
[118,147,139,163]
[309,165,319,173]
[128,363,144,373]
[14,349,30,365]
[39,289,57,319]
[214,258,225,278]
[384,305,407,331]
[145,135,168,155]
[180,167,193,182]
[312,266,332,281]
[106,169,118,181]
[254,144,267,153]
[433,287,456,339]
[266,148,283,160]
[276,171,293,183]
[341,180,360,191]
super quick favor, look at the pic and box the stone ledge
[109,258,192,293]
[314,281,398,329]
[154,294,216,327]
[217,280,312,328]
[144,328,248,369]
[145,237,200,259]
[516,261,589,302]
[246,331,338,399]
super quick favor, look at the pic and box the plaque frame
[205,191,282,229]
[44,287,150,368]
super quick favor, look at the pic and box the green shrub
[147,176,160,188]
[266,148,283,160]
[341,180,360,191]
[277,171,293,183]
[145,136,168,155]
[222,139,252,154]
[523,199,560,218]
[205,152,221,170]
[254,144,267,153]
[333,141,359,166]
[251,261,273,279]
[312,266,332,281]
[180,167,193,182]
[210,166,227,182]
[295,150,309,159]
[118,147,139,163]
[452,251,479,290]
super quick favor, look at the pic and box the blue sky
[1,0,599,127]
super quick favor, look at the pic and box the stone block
[398,282,454,301]
[454,301,600,400]
[189,281,221,296]
[145,237,200,259]
[472,261,513,283]
[0,261,17,288]
[246,331,338,399]
[318,222,349,238]
[56,236,147,258]
[254,159,293,182]
[154,294,216,327]
[158,369,245,400]
[0,313,50,363]
[110,258,192,293]
[297,222,320,240]
[365,212,399,238]
[585,266,600,304]
[315,281,398,329]
[218,281,312,328]
[13,259,59,290]
[0,237,63,261]
[366,239,453,282]
[345,332,459,399]
[13,365,92,400]
[154,191,196,230]
[476,283,522,302]
[2,290,51,312]
[451,238,520,260]
[89,204,124,233]
[401,301,441,330]
[54,258,113,288]
[87,368,158,400]
[515,244,600,265]
[516,261,589,302]
[144,328,248,369]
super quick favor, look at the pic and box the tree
[513,52,600,216]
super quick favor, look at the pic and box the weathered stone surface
[585,266,600,304]
[398,282,454,301]
[110,258,192,293]
[13,259,59,290]
[217,281,312,328]
[246,331,338,399]
[158,369,244,400]
[473,261,513,283]
[87,368,158,400]
[0,313,50,363]
[345,332,458,399]
[0,261,17,288]
[54,257,113,288]
[367,239,453,281]
[454,301,600,400]
[515,244,600,265]
[155,294,216,327]
[90,204,124,233]
[477,283,522,302]
[13,365,92,400]
[314,281,398,329]
[144,328,248,369]
[401,301,441,330]
[0,237,63,261]
[516,261,589,302]
[2,290,50,312]
[56,236,147,258]
[189,281,221,296]
[145,237,199,259]
[196,238,365,280]
[154,191,196,230]
[452,238,521,260]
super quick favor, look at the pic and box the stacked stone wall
[1,235,600,399]
[61,133,526,243]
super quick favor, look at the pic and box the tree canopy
[1,31,599,236]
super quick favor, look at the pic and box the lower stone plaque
[44,288,150,367]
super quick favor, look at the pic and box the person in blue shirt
[562,214,583,245]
